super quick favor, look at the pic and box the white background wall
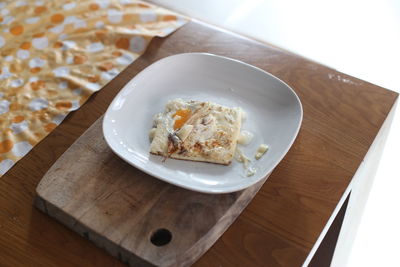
[150,0,400,266]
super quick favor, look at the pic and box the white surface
[148,0,400,265]
[152,0,400,91]
[103,53,302,193]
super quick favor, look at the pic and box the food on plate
[234,147,257,177]
[255,144,269,160]
[246,167,257,177]
[234,147,251,168]
[237,130,253,145]
[149,98,242,165]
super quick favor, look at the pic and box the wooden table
[0,21,397,267]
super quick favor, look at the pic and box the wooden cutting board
[35,115,268,267]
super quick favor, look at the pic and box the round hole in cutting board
[150,228,172,246]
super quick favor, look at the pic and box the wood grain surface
[35,115,267,267]
[0,21,398,267]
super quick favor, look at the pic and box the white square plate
[103,53,302,193]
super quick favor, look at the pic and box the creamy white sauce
[246,167,257,177]
[237,130,253,145]
[235,148,256,176]
[235,148,250,168]
[240,108,247,121]
[165,98,187,112]
[149,128,156,140]
[176,124,193,141]
[255,144,269,160]
[231,109,256,177]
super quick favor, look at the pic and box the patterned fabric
[0,0,188,176]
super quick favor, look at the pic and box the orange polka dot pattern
[0,0,188,176]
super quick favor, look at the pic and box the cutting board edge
[34,172,269,267]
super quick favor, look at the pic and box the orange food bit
[53,41,63,48]
[115,37,129,50]
[55,101,72,110]
[172,109,191,130]
[20,42,31,50]
[0,139,13,153]
[51,13,64,24]
[12,116,25,123]
[87,75,100,83]
[112,51,122,57]
[33,32,45,38]
[30,80,45,91]
[211,140,220,147]
[98,62,114,71]
[44,123,57,132]
[34,6,47,14]
[30,67,41,73]
[89,3,100,11]
[163,15,177,21]
[138,3,150,8]
[73,55,87,64]
[10,103,21,111]
[10,25,24,35]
